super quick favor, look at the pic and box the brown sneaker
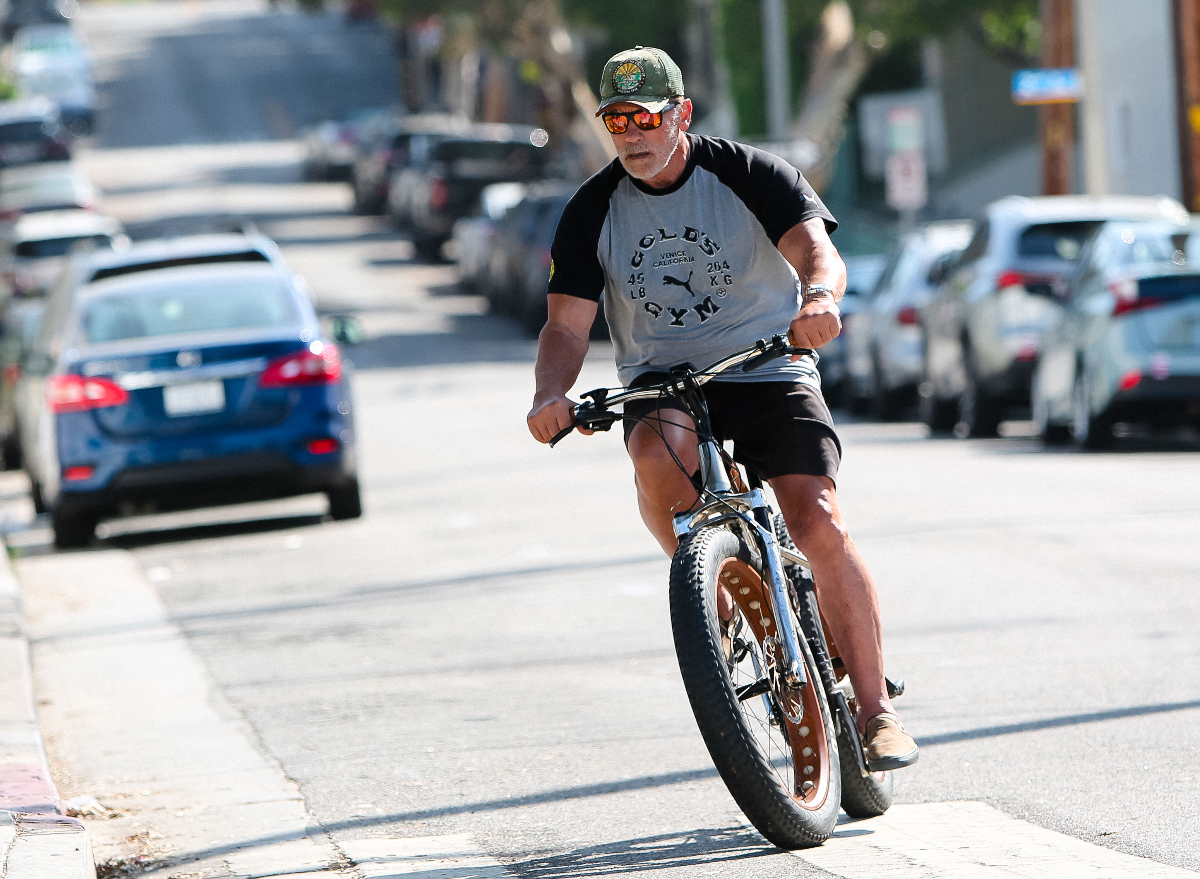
[863,713,919,771]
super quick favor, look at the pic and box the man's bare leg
[770,473,894,733]
[626,414,700,554]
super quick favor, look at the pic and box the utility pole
[762,0,790,140]
[1174,0,1200,210]
[1040,0,1075,194]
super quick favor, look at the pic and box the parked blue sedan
[17,234,361,547]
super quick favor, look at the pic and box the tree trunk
[790,1,873,193]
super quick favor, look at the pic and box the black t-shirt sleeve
[547,164,623,302]
[692,137,837,245]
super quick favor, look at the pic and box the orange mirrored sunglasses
[602,104,676,134]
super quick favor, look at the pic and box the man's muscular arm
[527,293,600,443]
[776,216,848,350]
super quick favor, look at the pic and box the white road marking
[794,801,1198,878]
[340,834,512,879]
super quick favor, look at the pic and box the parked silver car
[1032,218,1200,448]
[920,195,1189,436]
[816,252,886,408]
[846,221,974,419]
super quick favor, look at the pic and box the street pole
[762,0,790,140]
[1173,0,1200,210]
[1040,0,1075,194]
[1074,0,1107,194]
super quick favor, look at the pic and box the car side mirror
[330,315,365,345]
[927,254,954,286]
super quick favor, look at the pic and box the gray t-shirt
[548,134,836,385]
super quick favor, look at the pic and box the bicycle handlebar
[548,334,812,447]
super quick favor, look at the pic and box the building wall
[1078,0,1182,199]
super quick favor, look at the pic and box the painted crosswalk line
[793,801,1198,878]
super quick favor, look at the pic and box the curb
[0,550,95,879]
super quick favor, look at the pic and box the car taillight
[1109,279,1166,316]
[430,177,449,210]
[307,438,340,455]
[996,269,1026,289]
[63,465,95,481]
[1118,368,1143,391]
[48,374,129,413]
[895,306,919,325]
[259,343,342,388]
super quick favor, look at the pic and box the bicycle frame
[559,335,818,692]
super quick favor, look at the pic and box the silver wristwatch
[803,283,836,304]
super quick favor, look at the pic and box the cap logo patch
[613,61,645,94]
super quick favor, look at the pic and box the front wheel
[772,515,893,818]
[326,479,363,520]
[670,526,840,849]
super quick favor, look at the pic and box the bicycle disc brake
[764,635,804,725]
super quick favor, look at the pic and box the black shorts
[621,376,841,483]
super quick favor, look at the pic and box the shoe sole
[867,747,919,772]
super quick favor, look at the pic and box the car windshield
[1018,221,1103,262]
[437,141,543,179]
[15,234,112,259]
[81,275,297,343]
[1106,225,1200,268]
[17,32,80,55]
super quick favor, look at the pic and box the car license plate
[163,381,225,416]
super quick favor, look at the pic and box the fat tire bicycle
[550,335,901,849]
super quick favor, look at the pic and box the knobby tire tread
[670,526,840,849]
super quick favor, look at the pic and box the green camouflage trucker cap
[596,46,685,116]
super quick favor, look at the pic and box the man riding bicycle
[526,47,918,771]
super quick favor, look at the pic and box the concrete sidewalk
[0,551,94,879]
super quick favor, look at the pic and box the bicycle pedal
[886,676,905,699]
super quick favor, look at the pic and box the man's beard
[619,115,681,180]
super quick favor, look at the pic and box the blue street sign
[1012,68,1083,105]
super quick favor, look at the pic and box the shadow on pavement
[921,698,1200,747]
[92,11,398,149]
[116,768,774,873]
[343,314,538,371]
[514,827,779,877]
[100,513,326,550]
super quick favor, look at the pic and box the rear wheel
[52,508,96,549]
[958,358,1002,437]
[670,525,840,849]
[1,434,21,470]
[327,479,363,520]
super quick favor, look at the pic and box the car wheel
[52,509,96,549]
[413,235,443,262]
[1072,375,1113,450]
[1,434,21,471]
[327,479,363,520]
[958,357,1002,438]
[869,354,903,421]
[918,374,957,433]
[30,481,46,515]
[1032,376,1071,445]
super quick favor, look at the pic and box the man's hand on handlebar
[527,394,593,445]
[788,296,841,352]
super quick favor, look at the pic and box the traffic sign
[1012,67,1083,105]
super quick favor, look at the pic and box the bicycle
[550,334,901,849]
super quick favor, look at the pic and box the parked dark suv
[409,126,548,260]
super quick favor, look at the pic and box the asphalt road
[5,3,1200,877]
